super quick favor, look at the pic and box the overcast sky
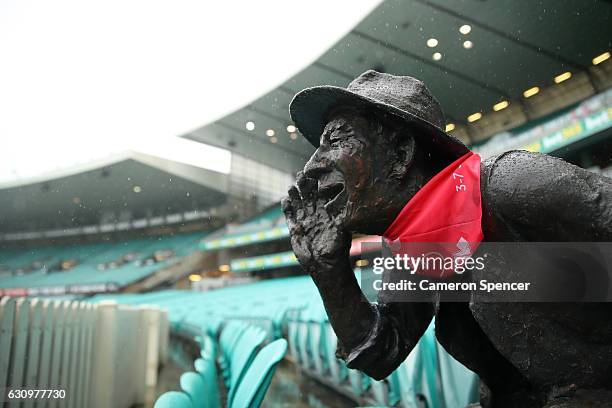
[0,0,379,183]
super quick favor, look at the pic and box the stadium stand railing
[0,297,168,408]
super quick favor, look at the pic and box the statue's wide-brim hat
[289,70,469,159]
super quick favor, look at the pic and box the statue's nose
[303,150,330,180]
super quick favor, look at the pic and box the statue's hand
[282,172,351,281]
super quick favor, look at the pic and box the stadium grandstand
[0,1,611,407]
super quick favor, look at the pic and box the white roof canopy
[0,0,380,184]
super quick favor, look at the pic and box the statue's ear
[389,134,416,180]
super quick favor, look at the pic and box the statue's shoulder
[481,149,586,196]
[482,149,567,175]
[480,149,612,240]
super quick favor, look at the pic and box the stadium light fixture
[493,101,509,111]
[463,40,473,49]
[523,86,540,98]
[246,121,255,131]
[445,123,455,132]
[286,124,296,133]
[133,185,142,193]
[356,259,369,267]
[266,129,275,137]
[219,264,230,272]
[592,51,610,65]
[554,72,572,84]
[467,112,482,123]
[188,274,202,282]
[427,38,438,48]
[459,24,471,35]
[432,52,442,61]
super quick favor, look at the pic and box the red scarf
[383,152,483,278]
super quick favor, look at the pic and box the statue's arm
[311,259,434,380]
[282,174,433,380]
[485,150,612,241]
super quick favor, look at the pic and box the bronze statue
[282,70,612,407]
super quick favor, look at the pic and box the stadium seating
[154,391,194,408]
[93,273,479,407]
[1,232,478,407]
[230,339,287,408]
[0,232,205,295]
[226,326,267,405]
[200,206,288,251]
[193,356,221,407]
[180,372,207,407]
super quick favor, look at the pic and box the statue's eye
[329,131,343,145]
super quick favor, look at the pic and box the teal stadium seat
[194,357,221,408]
[230,339,288,408]
[180,372,207,407]
[220,321,249,384]
[227,326,267,405]
[200,335,217,360]
[154,391,194,408]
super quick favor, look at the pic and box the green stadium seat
[154,391,194,408]
[436,342,480,407]
[286,319,300,363]
[220,321,248,360]
[219,321,249,384]
[200,335,217,360]
[395,322,441,408]
[230,339,287,408]
[307,321,326,376]
[348,368,371,397]
[297,321,311,370]
[386,370,403,407]
[180,372,207,407]
[194,357,221,408]
[322,323,348,385]
[227,326,266,406]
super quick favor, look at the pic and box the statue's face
[303,108,414,234]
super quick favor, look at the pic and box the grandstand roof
[183,0,612,173]
[0,151,228,234]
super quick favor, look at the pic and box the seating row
[287,297,480,407]
[92,274,479,407]
[0,232,205,293]
[155,321,287,408]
